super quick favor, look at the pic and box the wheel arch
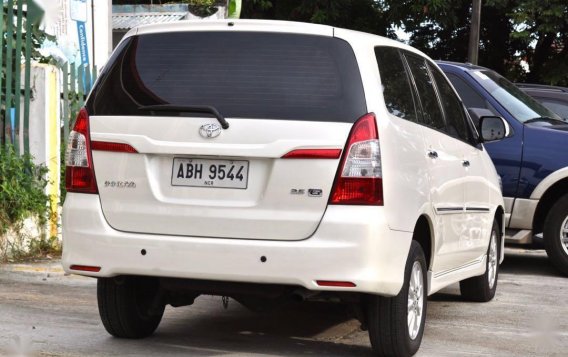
[494,205,505,235]
[412,215,434,271]
[532,177,568,234]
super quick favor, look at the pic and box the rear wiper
[138,104,229,129]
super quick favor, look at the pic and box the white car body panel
[91,117,350,240]
[63,19,505,298]
[63,194,411,296]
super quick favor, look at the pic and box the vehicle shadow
[103,300,374,356]
[429,248,564,304]
[501,248,564,278]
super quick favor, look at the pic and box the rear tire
[460,219,500,302]
[543,194,568,276]
[97,276,165,338]
[366,241,427,357]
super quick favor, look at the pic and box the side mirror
[467,107,497,131]
[479,116,510,143]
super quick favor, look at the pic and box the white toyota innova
[63,20,508,356]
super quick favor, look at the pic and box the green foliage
[242,0,393,37]
[381,0,568,85]
[507,0,568,85]
[243,0,568,85]
[0,145,49,234]
[186,1,219,17]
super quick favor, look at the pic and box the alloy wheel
[407,261,424,340]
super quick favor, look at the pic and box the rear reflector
[282,149,341,159]
[92,141,138,153]
[316,280,357,288]
[69,265,101,272]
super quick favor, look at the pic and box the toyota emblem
[199,123,222,138]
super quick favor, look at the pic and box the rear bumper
[62,194,412,296]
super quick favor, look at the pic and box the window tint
[430,66,473,143]
[88,32,366,122]
[446,73,498,115]
[404,55,445,130]
[375,47,418,123]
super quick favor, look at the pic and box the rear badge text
[104,181,136,188]
[290,188,322,197]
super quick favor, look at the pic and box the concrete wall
[22,63,61,240]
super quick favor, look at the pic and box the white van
[63,20,507,356]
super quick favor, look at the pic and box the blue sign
[76,21,89,67]
[10,107,15,144]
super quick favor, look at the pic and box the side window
[375,47,419,123]
[446,73,498,115]
[404,54,446,131]
[429,65,474,143]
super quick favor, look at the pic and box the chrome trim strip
[436,207,463,212]
[465,207,490,212]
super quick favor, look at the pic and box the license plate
[171,158,249,189]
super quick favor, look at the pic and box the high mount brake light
[329,113,384,205]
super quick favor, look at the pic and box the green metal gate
[1,0,34,154]
[1,0,97,154]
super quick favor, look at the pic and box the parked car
[438,61,568,276]
[63,20,507,357]
[516,83,568,121]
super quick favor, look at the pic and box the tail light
[329,113,383,205]
[65,108,98,194]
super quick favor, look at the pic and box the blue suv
[438,61,568,276]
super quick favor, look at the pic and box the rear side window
[404,54,446,131]
[375,47,418,123]
[88,32,366,122]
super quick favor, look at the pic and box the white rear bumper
[62,194,412,296]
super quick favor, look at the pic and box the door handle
[462,160,470,167]
[427,150,438,159]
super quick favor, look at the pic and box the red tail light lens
[329,113,383,205]
[65,108,98,194]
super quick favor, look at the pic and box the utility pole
[468,0,482,65]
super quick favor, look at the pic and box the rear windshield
[88,31,366,122]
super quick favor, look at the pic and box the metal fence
[1,0,33,154]
[60,62,97,143]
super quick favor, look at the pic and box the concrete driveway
[0,248,566,356]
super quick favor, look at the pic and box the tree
[242,0,392,37]
[113,0,568,85]
[509,0,568,85]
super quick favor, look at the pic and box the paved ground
[0,248,566,357]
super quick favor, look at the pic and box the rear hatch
[86,29,366,240]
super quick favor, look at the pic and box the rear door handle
[427,150,438,159]
[462,160,470,167]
